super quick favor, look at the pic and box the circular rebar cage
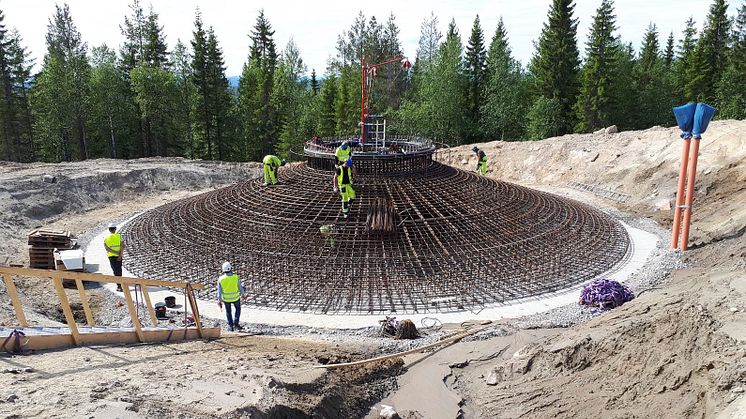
[122,144,630,314]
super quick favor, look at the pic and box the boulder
[605,125,619,134]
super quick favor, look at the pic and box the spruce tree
[675,18,698,102]
[529,0,580,136]
[635,24,669,128]
[481,18,528,140]
[429,20,469,143]
[0,8,16,161]
[716,4,746,119]
[664,32,675,69]
[575,0,620,132]
[686,0,731,102]
[310,68,319,95]
[416,12,441,69]
[464,15,487,139]
[6,30,35,161]
[206,28,231,160]
[119,0,146,75]
[191,10,212,158]
[143,6,168,68]
[238,10,278,160]
[171,40,195,157]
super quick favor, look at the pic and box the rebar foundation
[122,138,630,314]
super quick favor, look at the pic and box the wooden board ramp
[0,266,220,354]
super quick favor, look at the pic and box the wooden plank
[74,278,95,327]
[1,327,221,353]
[0,267,205,290]
[121,284,144,343]
[140,286,159,327]
[185,284,203,338]
[1,273,28,327]
[51,277,82,346]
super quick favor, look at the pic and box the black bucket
[154,302,168,319]
[165,296,176,308]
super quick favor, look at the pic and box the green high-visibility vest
[104,233,121,257]
[220,274,241,303]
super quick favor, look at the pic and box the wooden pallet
[27,229,74,249]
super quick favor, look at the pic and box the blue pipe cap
[692,103,717,139]
[672,103,696,139]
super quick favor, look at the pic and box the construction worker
[334,158,356,218]
[103,223,124,292]
[262,155,286,186]
[472,146,488,176]
[217,261,246,331]
[335,141,351,163]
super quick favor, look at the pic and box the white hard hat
[108,223,117,229]
[222,262,233,272]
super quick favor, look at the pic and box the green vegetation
[0,0,743,162]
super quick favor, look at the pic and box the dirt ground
[1,121,746,418]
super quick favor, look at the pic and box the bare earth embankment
[1,121,745,418]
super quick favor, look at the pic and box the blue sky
[0,0,736,77]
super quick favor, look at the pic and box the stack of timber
[28,229,75,269]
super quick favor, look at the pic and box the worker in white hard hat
[103,223,124,292]
[217,261,246,331]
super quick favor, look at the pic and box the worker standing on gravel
[472,146,488,176]
[335,141,351,163]
[104,223,124,292]
[217,261,246,331]
[334,158,356,218]
[262,155,286,186]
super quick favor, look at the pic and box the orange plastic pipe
[679,138,701,250]
[671,138,691,248]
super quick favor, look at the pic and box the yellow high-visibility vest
[104,233,121,257]
[220,274,241,303]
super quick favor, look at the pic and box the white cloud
[0,0,728,77]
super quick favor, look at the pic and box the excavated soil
[1,120,746,418]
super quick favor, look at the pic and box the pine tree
[575,0,620,132]
[274,39,308,159]
[716,4,746,119]
[686,0,731,102]
[119,0,146,75]
[481,18,529,140]
[529,0,580,136]
[464,15,487,139]
[416,12,441,70]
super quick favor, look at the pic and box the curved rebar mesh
[122,160,630,314]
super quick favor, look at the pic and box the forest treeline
[0,0,744,163]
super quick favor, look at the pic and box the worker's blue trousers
[223,301,241,328]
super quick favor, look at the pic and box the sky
[0,0,731,77]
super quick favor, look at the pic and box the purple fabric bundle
[579,279,634,309]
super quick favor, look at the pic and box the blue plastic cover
[672,103,696,139]
[693,103,717,139]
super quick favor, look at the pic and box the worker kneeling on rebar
[262,154,286,186]
[472,146,488,176]
[334,158,356,218]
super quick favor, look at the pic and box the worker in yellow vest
[103,223,124,292]
[262,155,286,186]
[217,261,246,331]
[334,141,351,163]
[472,146,488,176]
[334,158,356,218]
